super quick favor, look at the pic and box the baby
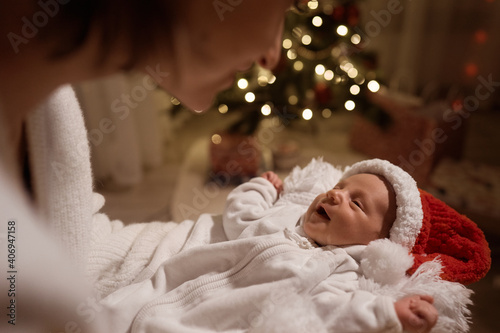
[263,170,437,333]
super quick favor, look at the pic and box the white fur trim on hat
[341,159,423,250]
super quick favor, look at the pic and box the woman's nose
[258,46,281,70]
[258,24,284,70]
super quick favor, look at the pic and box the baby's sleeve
[222,177,279,240]
[315,289,403,333]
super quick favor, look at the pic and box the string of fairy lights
[171,0,382,123]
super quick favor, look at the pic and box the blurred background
[73,1,499,332]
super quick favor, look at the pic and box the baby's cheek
[303,221,315,238]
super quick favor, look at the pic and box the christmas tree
[212,0,388,134]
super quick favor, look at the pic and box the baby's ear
[360,239,413,285]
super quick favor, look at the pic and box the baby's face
[303,173,396,247]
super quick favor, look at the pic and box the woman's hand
[394,295,438,333]
[261,171,283,195]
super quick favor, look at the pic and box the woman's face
[149,0,293,112]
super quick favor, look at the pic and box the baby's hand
[394,295,438,333]
[261,171,283,194]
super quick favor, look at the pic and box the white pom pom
[360,239,414,285]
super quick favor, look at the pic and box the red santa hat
[342,159,491,285]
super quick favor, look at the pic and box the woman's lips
[237,63,254,72]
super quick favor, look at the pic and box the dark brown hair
[44,0,173,69]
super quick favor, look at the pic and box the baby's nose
[327,189,345,204]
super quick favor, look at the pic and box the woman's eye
[353,200,362,209]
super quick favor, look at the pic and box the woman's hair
[44,0,173,69]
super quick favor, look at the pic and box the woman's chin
[176,94,216,114]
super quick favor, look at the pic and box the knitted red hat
[409,189,491,284]
[342,159,491,285]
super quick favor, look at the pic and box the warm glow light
[307,0,319,10]
[268,75,276,84]
[293,61,304,71]
[245,92,256,103]
[218,104,228,114]
[302,34,312,45]
[302,108,313,120]
[315,64,326,75]
[465,63,478,77]
[340,61,353,72]
[337,25,348,36]
[211,134,222,145]
[347,68,358,78]
[261,104,272,116]
[322,108,332,118]
[237,78,249,89]
[312,16,323,27]
[367,80,380,92]
[287,49,297,60]
[288,95,298,105]
[345,100,355,111]
[282,38,293,49]
[351,34,361,45]
[350,85,360,95]
[354,76,365,85]
[324,70,334,81]
[258,75,268,86]
[474,29,488,44]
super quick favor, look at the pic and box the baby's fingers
[261,171,273,179]
[260,171,283,193]
[416,295,434,305]
[410,299,438,332]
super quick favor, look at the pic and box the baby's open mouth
[316,206,330,220]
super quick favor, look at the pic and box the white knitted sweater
[25,85,94,266]
[0,86,97,332]
[19,86,177,297]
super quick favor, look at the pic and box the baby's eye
[352,200,363,211]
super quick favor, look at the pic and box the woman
[0,1,294,332]
[1,0,292,162]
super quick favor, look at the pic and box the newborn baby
[263,170,437,333]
